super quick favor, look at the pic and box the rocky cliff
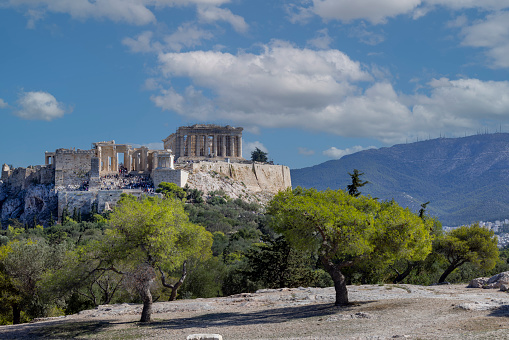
[0,181,57,227]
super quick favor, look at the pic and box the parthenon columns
[163,124,244,160]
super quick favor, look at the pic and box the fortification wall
[190,162,291,194]
[54,150,95,186]
[57,189,160,219]
[151,169,189,188]
[1,166,54,190]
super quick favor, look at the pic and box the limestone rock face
[0,183,57,227]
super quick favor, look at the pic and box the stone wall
[54,149,95,187]
[190,162,291,194]
[57,189,161,219]
[151,169,189,188]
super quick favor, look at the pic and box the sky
[1,1,509,170]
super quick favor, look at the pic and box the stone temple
[163,124,243,161]
[0,124,291,226]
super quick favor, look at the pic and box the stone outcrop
[468,271,509,291]
[189,162,291,194]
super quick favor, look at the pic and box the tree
[268,188,432,305]
[242,235,317,289]
[347,169,369,197]
[94,195,212,322]
[251,147,268,163]
[0,238,64,323]
[435,224,498,283]
[156,182,186,200]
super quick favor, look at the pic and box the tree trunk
[393,261,417,283]
[438,263,459,283]
[12,303,21,325]
[139,279,153,322]
[321,257,348,306]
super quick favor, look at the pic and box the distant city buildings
[444,219,509,248]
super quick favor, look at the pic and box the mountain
[291,133,509,226]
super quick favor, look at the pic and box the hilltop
[292,133,509,226]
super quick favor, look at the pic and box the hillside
[291,133,509,226]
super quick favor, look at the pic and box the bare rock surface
[1,284,509,339]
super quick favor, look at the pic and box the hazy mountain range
[291,133,509,226]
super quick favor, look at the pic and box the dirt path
[1,284,509,339]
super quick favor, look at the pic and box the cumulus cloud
[149,40,509,144]
[3,0,232,26]
[298,147,315,156]
[460,11,509,68]
[197,5,248,33]
[243,141,268,158]
[303,0,421,24]
[291,0,509,25]
[0,98,8,108]
[323,145,376,159]
[156,41,371,118]
[15,91,71,121]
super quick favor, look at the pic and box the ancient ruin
[163,124,243,161]
[0,124,291,227]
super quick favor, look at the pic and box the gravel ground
[1,284,509,339]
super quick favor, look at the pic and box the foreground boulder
[468,271,509,291]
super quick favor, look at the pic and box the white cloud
[298,147,315,156]
[15,91,71,121]
[425,0,509,11]
[460,11,509,68]
[123,31,159,53]
[151,40,509,144]
[0,98,8,108]
[323,145,376,159]
[243,141,267,158]
[293,0,509,25]
[197,5,248,33]
[123,24,213,54]
[4,0,232,26]
[306,0,421,24]
[307,29,332,49]
[163,23,214,51]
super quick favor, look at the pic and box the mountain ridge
[291,133,509,226]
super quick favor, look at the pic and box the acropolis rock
[0,124,291,227]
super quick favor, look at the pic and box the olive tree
[93,195,212,322]
[268,188,433,305]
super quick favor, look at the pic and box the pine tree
[347,169,369,197]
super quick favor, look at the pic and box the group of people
[99,173,154,192]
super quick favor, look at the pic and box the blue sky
[1,0,509,169]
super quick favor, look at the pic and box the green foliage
[156,182,186,200]
[241,235,318,289]
[268,187,433,304]
[251,147,268,163]
[435,223,499,283]
[185,187,204,204]
[178,257,226,299]
[98,195,212,321]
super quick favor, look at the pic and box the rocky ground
[1,284,509,339]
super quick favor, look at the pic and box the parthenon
[163,124,243,161]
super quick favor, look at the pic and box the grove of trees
[0,180,504,324]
